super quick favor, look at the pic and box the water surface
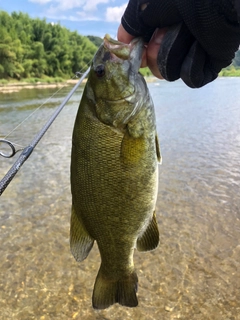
[0,78,240,319]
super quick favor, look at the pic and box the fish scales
[70,34,161,309]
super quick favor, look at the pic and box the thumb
[117,24,135,44]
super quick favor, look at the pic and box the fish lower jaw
[105,93,135,104]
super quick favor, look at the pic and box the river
[0,77,240,319]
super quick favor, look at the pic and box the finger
[118,23,147,69]
[157,23,194,81]
[180,41,219,88]
[117,24,135,44]
[146,28,167,79]
[140,47,147,68]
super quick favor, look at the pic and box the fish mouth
[103,34,143,61]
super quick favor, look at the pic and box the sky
[0,0,128,38]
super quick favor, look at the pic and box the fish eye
[95,65,105,78]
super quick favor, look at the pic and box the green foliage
[219,50,240,76]
[219,66,240,77]
[139,67,152,77]
[0,79,8,85]
[87,35,103,47]
[0,10,97,80]
[233,50,240,68]
[25,77,42,83]
[24,77,64,84]
[1,9,238,81]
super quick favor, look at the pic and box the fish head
[87,34,145,128]
[90,34,143,100]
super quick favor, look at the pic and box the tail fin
[92,265,138,309]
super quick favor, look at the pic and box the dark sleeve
[174,0,240,65]
[122,0,240,62]
[234,0,240,18]
[121,0,182,41]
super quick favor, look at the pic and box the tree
[0,10,98,80]
[233,50,240,68]
[87,35,103,47]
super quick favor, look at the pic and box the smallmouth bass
[70,34,161,309]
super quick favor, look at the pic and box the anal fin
[70,205,94,262]
[137,211,160,252]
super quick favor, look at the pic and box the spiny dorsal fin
[70,205,94,262]
[137,211,160,252]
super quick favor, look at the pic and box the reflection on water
[0,78,240,319]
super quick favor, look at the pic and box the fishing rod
[0,67,90,196]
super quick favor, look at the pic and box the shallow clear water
[0,78,240,319]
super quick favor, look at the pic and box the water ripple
[0,78,240,319]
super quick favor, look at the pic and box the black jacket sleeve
[121,0,240,88]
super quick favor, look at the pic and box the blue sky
[0,0,128,38]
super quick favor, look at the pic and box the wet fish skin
[70,34,161,309]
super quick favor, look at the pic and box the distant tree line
[233,50,240,68]
[0,10,239,81]
[0,10,102,80]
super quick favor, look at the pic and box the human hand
[118,24,166,79]
[118,0,240,88]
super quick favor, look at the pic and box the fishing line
[2,72,84,142]
[0,63,92,157]
[0,83,70,156]
[0,75,77,157]
[3,86,67,141]
[0,67,90,196]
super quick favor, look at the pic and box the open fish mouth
[103,34,142,61]
[103,34,131,60]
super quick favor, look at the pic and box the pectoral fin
[155,133,162,164]
[137,211,160,252]
[120,131,146,165]
[70,205,94,262]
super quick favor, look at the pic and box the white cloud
[29,0,52,3]
[105,3,126,22]
[29,0,111,11]
[83,0,110,12]
[47,0,86,12]
[28,0,126,22]
[76,11,101,21]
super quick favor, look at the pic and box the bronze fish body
[70,34,161,309]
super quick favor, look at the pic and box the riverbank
[0,78,88,93]
[0,76,159,93]
[1,74,238,94]
[1,63,240,93]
